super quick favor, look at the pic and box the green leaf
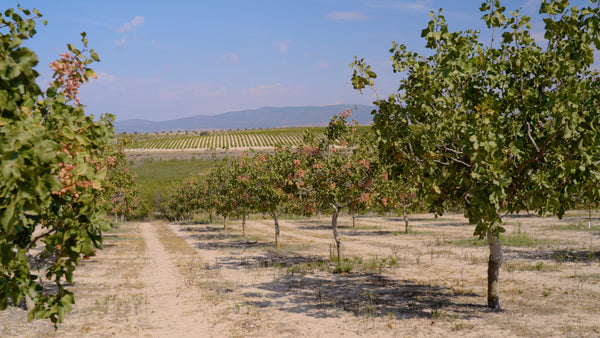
[85,68,97,79]
[81,238,95,256]
[1,202,15,228]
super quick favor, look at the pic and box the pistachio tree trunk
[273,211,280,248]
[331,207,342,265]
[487,230,503,310]
[403,205,409,233]
[223,214,227,230]
[242,213,247,237]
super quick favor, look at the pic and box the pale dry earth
[1,212,600,337]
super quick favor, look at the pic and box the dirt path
[139,223,196,336]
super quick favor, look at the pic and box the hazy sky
[12,0,597,122]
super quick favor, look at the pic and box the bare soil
[2,212,599,337]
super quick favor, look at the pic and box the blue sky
[11,0,597,122]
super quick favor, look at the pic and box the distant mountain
[114,104,376,133]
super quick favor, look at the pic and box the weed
[453,232,551,247]
[430,308,444,319]
[550,220,600,232]
[501,232,550,247]
[575,273,600,284]
[434,237,453,246]
[535,261,545,271]
[366,290,376,317]
[553,251,567,263]
[366,258,379,273]
[504,260,560,272]
[453,322,475,331]
[334,259,354,274]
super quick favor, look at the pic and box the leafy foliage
[104,139,140,221]
[165,179,204,222]
[352,0,600,308]
[0,7,114,324]
[292,110,380,262]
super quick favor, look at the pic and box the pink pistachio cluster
[49,52,85,105]
[338,109,353,119]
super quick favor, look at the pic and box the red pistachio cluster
[49,52,85,105]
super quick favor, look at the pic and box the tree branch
[26,227,58,250]
[439,142,463,155]
[526,122,540,152]
[450,157,472,168]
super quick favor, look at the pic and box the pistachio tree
[293,111,379,264]
[231,154,259,237]
[165,179,203,222]
[253,149,298,248]
[352,0,600,309]
[1,7,114,324]
[104,139,140,221]
[205,158,236,229]
[375,169,417,233]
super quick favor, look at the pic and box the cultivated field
[126,128,311,150]
[2,212,599,337]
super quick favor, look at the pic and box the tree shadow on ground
[180,223,489,320]
[192,237,269,251]
[506,248,600,263]
[293,222,402,237]
[211,253,324,270]
[175,225,270,250]
[295,224,337,231]
[385,217,438,222]
[416,221,472,227]
[169,220,211,225]
[342,230,403,237]
[555,216,600,224]
[296,224,390,232]
[179,225,224,233]
[502,214,541,219]
[243,272,486,320]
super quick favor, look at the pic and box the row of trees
[165,110,416,257]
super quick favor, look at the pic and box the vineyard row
[128,131,308,150]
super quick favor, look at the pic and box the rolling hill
[114,104,375,133]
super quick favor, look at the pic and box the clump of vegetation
[1,7,114,325]
[353,0,600,309]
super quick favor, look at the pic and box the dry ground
[1,212,599,337]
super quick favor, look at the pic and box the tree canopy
[352,0,600,309]
[1,7,114,324]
